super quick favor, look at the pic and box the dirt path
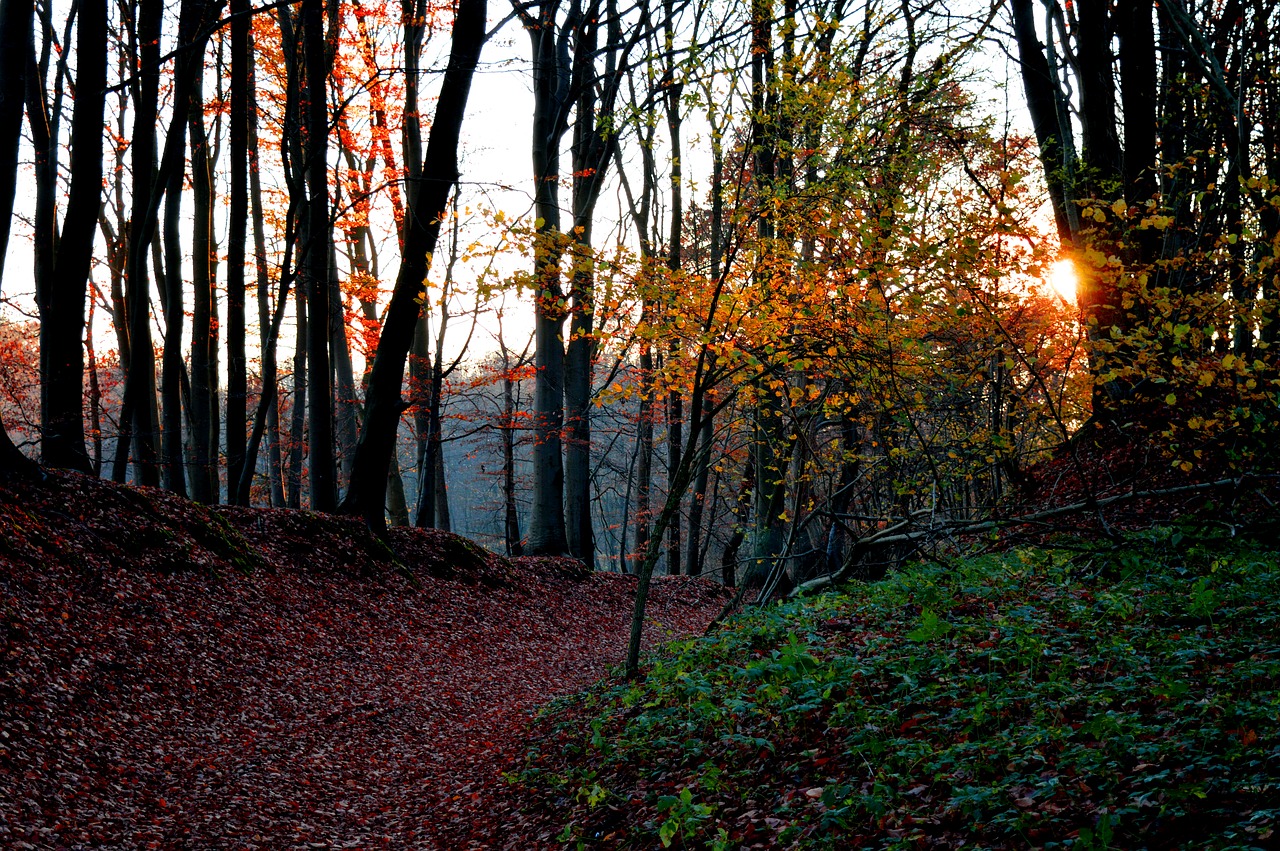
[0,476,727,849]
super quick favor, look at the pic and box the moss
[187,511,264,575]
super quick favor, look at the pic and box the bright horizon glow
[1046,258,1079,303]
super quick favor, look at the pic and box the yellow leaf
[1165,393,1177,405]
[1111,199,1128,217]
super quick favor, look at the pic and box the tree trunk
[663,9,683,575]
[633,345,653,568]
[189,70,217,501]
[0,0,39,476]
[161,127,188,496]
[502,339,523,555]
[114,0,163,486]
[303,0,337,512]
[523,0,574,555]
[386,453,410,525]
[225,0,250,502]
[330,241,360,489]
[563,0,604,567]
[749,0,786,585]
[411,316,431,519]
[685,118,724,577]
[1009,0,1076,244]
[41,0,104,473]
[288,270,308,508]
[339,0,487,532]
[248,49,287,506]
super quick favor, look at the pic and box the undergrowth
[517,531,1280,849]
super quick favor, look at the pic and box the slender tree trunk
[663,10,684,575]
[563,0,631,564]
[502,340,523,555]
[85,282,103,475]
[685,134,723,578]
[190,71,217,501]
[634,346,653,567]
[330,241,360,488]
[749,0,786,584]
[302,0,336,511]
[563,218,595,563]
[288,273,308,508]
[1010,0,1075,243]
[28,8,62,459]
[411,316,431,518]
[685,411,712,575]
[225,0,250,502]
[248,50,286,506]
[162,130,188,495]
[563,0,604,567]
[415,212,449,530]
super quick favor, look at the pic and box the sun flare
[1046,258,1079,303]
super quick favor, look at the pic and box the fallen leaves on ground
[0,471,729,849]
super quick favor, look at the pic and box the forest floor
[511,532,1280,849]
[0,471,730,849]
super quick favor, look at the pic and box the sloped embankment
[0,471,728,849]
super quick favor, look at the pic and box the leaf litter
[0,471,728,849]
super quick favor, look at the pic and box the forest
[0,0,1276,578]
[1,0,1279,845]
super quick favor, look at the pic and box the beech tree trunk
[340,0,487,532]
[518,0,576,555]
[40,0,104,474]
[226,0,250,503]
[302,0,337,512]
[161,122,188,496]
[749,0,786,583]
[0,0,39,476]
[114,0,163,486]
[663,3,683,575]
[248,50,287,506]
[330,241,360,488]
[189,70,217,501]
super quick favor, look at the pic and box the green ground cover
[517,532,1280,849]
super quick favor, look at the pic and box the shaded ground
[507,540,1280,849]
[0,471,729,849]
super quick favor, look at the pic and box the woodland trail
[0,473,729,849]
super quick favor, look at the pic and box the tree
[226,0,251,503]
[1012,0,1280,449]
[340,0,488,532]
[0,0,39,476]
[112,0,165,486]
[302,0,337,511]
[38,0,105,474]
